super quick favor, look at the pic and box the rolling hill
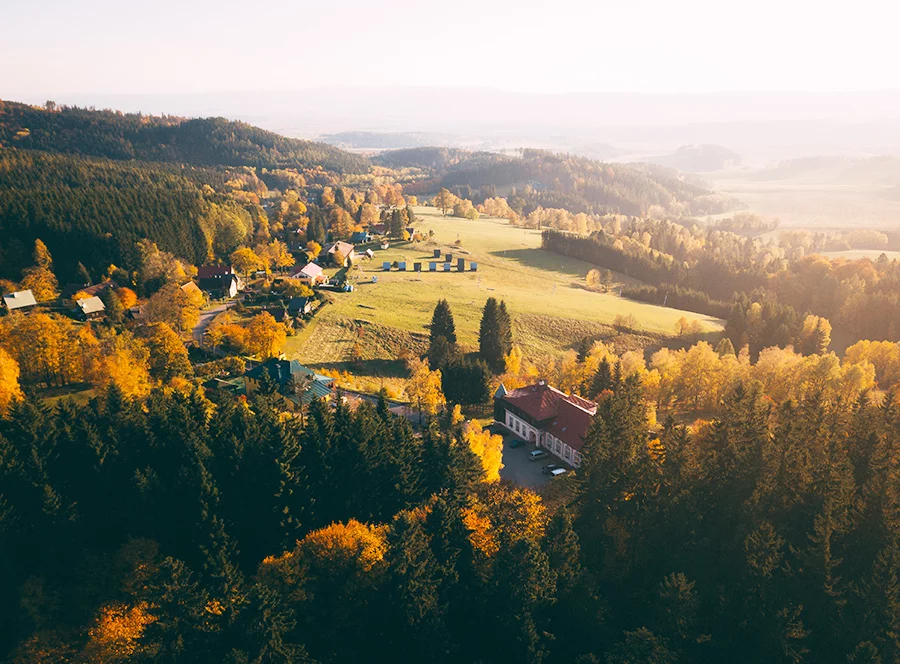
[0,99,370,174]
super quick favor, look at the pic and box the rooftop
[499,381,597,451]
[76,296,106,315]
[3,290,37,310]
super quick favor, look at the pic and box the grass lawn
[284,207,724,393]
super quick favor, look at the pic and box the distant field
[284,208,724,391]
[706,172,900,230]
[821,249,900,261]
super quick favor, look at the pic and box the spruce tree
[430,299,457,346]
[479,297,513,373]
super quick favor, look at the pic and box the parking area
[491,424,554,489]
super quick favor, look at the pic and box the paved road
[193,301,232,343]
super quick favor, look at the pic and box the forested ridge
[378,148,734,217]
[0,148,215,280]
[0,100,370,174]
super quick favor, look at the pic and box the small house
[370,223,387,236]
[290,262,326,286]
[61,280,117,307]
[433,249,441,258]
[429,262,437,271]
[398,262,407,271]
[244,359,335,407]
[471,262,478,271]
[2,290,37,315]
[382,262,392,271]
[288,296,313,316]
[457,258,465,271]
[364,249,375,259]
[414,263,422,272]
[443,263,451,272]
[445,253,453,262]
[350,231,372,244]
[324,241,356,267]
[74,296,106,320]
[197,266,244,299]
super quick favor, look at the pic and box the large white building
[494,381,596,468]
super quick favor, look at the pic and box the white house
[494,381,596,468]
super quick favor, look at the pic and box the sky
[2,0,899,98]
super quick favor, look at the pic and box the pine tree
[430,299,457,346]
[479,297,513,373]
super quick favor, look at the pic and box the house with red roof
[494,381,596,468]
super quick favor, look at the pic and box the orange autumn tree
[0,347,24,414]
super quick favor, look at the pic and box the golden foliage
[463,420,504,482]
[84,602,157,662]
[0,347,24,414]
[405,357,445,415]
[299,519,388,574]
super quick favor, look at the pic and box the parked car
[542,463,560,475]
[550,467,568,477]
[509,438,525,448]
[529,450,548,461]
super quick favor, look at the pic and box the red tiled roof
[502,383,566,421]
[501,382,597,451]
[547,399,595,451]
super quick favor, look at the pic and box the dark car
[542,463,560,476]
[509,438,525,448]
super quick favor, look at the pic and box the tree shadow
[308,359,409,379]
[488,248,586,279]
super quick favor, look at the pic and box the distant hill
[747,155,900,186]
[648,144,742,172]
[379,148,734,217]
[0,99,370,174]
[320,131,460,150]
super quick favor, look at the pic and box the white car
[529,450,548,461]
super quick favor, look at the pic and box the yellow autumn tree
[244,312,287,359]
[82,602,157,662]
[230,247,262,277]
[463,420,504,482]
[0,347,24,414]
[405,358,445,418]
[89,331,152,398]
[20,239,59,302]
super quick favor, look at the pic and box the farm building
[493,381,596,468]
[350,231,372,244]
[2,290,37,315]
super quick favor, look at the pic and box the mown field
[284,207,724,393]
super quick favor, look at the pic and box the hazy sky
[2,0,899,97]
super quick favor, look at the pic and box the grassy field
[283,207,724,393]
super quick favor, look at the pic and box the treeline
[621,284,731,318]
[0,100,370,173]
